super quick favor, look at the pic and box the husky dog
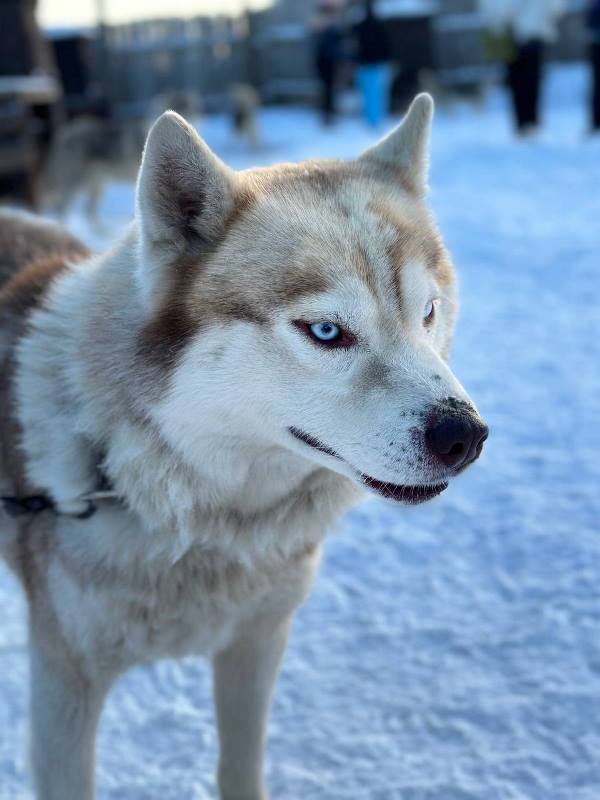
[0,94,487,799]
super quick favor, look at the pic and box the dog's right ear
[135,111,235,310]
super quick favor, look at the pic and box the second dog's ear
[359,93,434,196]
[135,112,235,310]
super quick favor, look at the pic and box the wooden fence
[90,2,588,118]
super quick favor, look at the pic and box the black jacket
[354,14,391,65]
[589,0,600,32]
[314,24,343,63]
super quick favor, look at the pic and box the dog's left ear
[135,111,235,310]
[359,93,434,196]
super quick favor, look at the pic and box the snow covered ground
[1,64,600,799]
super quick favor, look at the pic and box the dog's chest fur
[36,508,320,672]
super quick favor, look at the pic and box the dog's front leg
[29,639,110,800]
[213,616,291,800]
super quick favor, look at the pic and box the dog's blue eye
[423,300,436,326]
[292,319,356,348]
[310,322,340,342]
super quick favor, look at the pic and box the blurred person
[354,0,392,127]
[480,0,565,135]
[589,0,600,132]
[312,0,344,125]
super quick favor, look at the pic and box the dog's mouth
[288,427,448,505]
[288,427,342,460]
[359,476,448,504]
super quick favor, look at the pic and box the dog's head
[134,96,487,505]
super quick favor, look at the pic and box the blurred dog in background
[230,83,261,147]
[40,89,203,226]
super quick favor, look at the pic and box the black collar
[1,453,118,521]
[1,493,97,520]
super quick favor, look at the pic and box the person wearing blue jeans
[354,0,392,127]
[357,63,391,127]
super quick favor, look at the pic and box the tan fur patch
[138,255,268,370]
[352,242,379,297]
[138,170,335,369]
[0,227,90,504]
[369,197,450,297]
[273,264,330,305]
[0,212,89,292]
[0,252,86,320]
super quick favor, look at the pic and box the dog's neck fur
[14,226,359,566]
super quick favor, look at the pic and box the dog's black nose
[426,404,488,470]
